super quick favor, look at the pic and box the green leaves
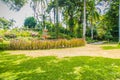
[24,17,37,29]
[1,0,27,11]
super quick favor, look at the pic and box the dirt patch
[7,44,120,58]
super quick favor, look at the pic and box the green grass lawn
[102,44,120,50]
[0,51,120,80]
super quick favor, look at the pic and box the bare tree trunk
[91,24,94,39]
[91,0,95,40]
[54,8,56,24]
[83,0,86,40]
[119,0,120,43]
[55,0,59,39]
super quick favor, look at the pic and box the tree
[1,0,27,11]
[87,0,100,39]
[24,17,37,28]
[30,0,48,27]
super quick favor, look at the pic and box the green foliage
[97,0,119,41]
[1,0,27,11]
[0,38,3,43]
[104,31,113,41]
[2,38,85,50]
[0,51,120,80]
[4,33,17,39]
[0,17,11,29]
[0,42,9,50]
[86,37,98,43]
[18,31,31,37]
[24,17,37,29]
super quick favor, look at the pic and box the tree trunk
[83,0,86,40]
[91,24,94,39]
[55,0,59,39]
[91,0,95,40]
[91,18,94,39]
[119,0,120,43]
[54,8,56,24]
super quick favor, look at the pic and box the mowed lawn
[0,51,120,80]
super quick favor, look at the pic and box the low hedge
[0,38,85,50]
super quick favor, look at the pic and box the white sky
[0,1,34,27]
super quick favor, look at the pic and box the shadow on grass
[0,50,120,80]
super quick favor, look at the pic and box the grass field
[102,44,120,50]
[0,51,120,80]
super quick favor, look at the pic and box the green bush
[48,32,72,40]
[18,31,31,37]
[4,33,17,39]
[0,38,3,43]
[0,42,9,50]
[6,38,85,50]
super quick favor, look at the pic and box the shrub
[4,33,17,39]
[5,38,85,50]
[0,38,3,43]
[19,31,31,37]
[0,42,9,50]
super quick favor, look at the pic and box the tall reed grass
[1,38,85,50]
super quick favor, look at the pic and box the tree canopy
[24,17,37,28]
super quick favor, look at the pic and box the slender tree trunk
[91,18,94,39]
[54,8,56,24]
[91,24,94,39]
[119,0,120,42]
[83,0,86,40]
[91,0,95,40]
[55,0,59,39]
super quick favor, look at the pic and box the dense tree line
[1,0,120,41]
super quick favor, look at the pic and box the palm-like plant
[87,0,100,39]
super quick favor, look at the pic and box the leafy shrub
[0,38,3,43]
[4,33,17,39]
[86,37,98,43]
[24,17,37,28]
[7,38,85,50]
[48,32,72,40]
[19,31,31,37]
[0,42,9,50]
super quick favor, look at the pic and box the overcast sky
[0,1,34,27]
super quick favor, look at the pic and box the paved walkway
[7,44,120,59]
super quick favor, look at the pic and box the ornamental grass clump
[7,38,85,50]
[10,39,31,50]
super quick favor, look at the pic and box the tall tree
[88,0,100,39]
[30,0,48,29]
